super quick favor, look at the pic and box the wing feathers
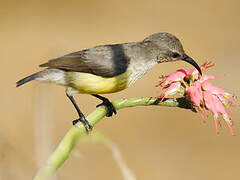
[40,44,130,77]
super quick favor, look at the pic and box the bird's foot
[96,98,117,117]
[73,116,92,132]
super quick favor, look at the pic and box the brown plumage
[39,44,130,77]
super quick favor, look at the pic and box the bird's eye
[172,52,180,58]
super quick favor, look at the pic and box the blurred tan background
[1,0,240,179]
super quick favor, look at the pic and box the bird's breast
[66,72,129,94]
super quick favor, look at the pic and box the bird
[16,32,202,132]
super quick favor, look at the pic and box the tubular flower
[157,62,238,135]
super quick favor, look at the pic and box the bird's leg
[66,93,92,132]
[92,94,117,117]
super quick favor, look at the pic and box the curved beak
[182,54,202,75]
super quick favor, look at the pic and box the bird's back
[17,38,158,95]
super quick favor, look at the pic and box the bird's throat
[127,59,157,85]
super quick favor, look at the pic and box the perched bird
[16,32,202,131]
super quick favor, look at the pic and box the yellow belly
[67,72,129,94]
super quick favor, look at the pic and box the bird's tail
[16,69,67,87]
[16,72,41,87]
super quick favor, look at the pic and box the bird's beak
[182,54,202,75]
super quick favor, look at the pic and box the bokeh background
[1,0,240,179]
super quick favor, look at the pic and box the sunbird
[16,32,202,131]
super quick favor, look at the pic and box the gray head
[143,32,202,74]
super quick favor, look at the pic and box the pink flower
[157,69,187,89]
[159,82,182,102]
[157,62,238,135]
[187,81,203,107]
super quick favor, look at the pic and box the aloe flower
[157,62,238,135]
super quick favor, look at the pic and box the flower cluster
[157,62,238,135]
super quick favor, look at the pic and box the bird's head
[143,32,202,75]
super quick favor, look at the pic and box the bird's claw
[96,99,117,117]
[73,117,92,132]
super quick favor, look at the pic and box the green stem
[33,97,191,180]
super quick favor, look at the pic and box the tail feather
[16,72,40,87]
[16,69,66,87]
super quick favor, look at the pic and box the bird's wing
[39,44,130,77]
